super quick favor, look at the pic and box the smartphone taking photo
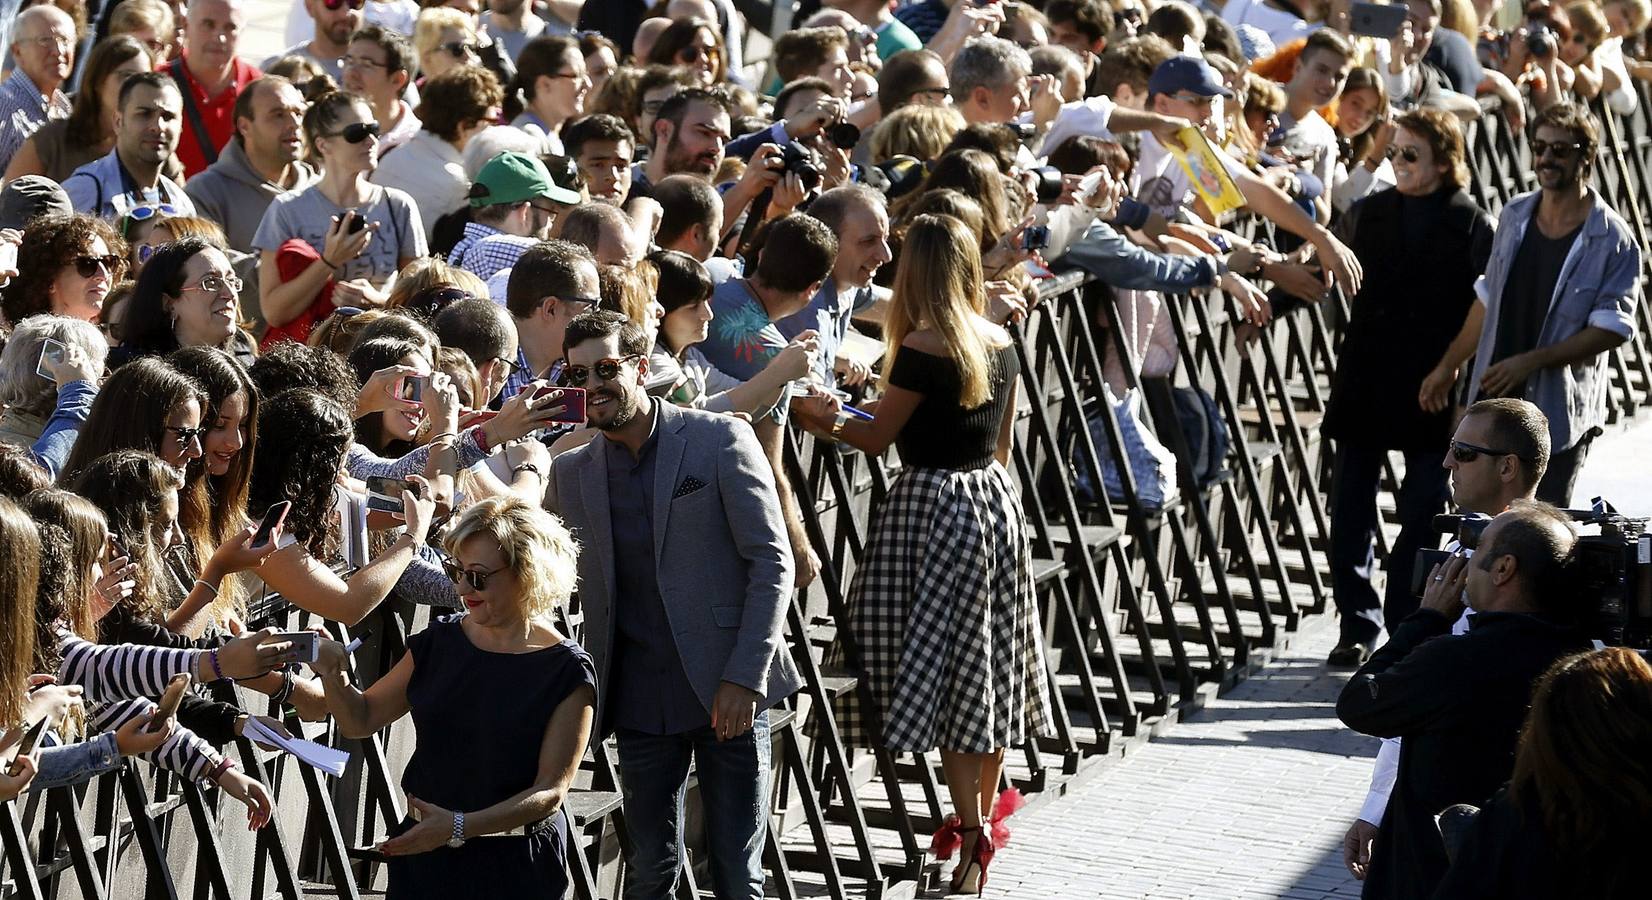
[271,631,320,663]
[530,385,588,424]
[146,673,191,733]
[6,717,48,776]
[365,475,415,514]
[35,338,66,380]
[250,501,291,550]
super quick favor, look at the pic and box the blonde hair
[883,213,994,408]
[868,103,966,164]
[443,497,580,620]
[414,7,475,64]
[386,257,488,312]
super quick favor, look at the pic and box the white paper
[244,718,350,777]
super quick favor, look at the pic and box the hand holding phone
[6,718,49,777]
[250,501,291,550]
[399,374,427,404]
[35,337,66,380]
[365,475,416,513]
[530,385,587,424]
[271,631,320,663]
[146,674,191,733]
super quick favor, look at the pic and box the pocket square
[673,476,707,499]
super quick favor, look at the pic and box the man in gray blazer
[544,309,802,900]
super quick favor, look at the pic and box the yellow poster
[1166,126,1245,217]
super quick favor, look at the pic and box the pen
[344,629,371,654]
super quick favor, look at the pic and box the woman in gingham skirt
[825,214,1051,895]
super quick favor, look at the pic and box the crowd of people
[0,0,1647,897]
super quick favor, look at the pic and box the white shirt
[369,130,469,242]
[1131,131,1247,221]
[1275,108,1338,208]
[1038,95,1118,159]
[1220,0,1319,50]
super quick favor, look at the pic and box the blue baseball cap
[1147,55,1234,100]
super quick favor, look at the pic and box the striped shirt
[0,67,70,173]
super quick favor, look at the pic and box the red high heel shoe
[931,814,964,859]
[988,788,1026,848]
[948,825,996,895]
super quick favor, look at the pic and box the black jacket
[1322,187,1494,451]
[1433,786,1643,900]
[1337,608,1591,900]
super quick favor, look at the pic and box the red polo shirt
[166,55,262,178]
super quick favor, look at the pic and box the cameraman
[1339,397,1553,880]
[1336,501,1593,900]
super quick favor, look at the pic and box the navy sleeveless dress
[387,613,597,898]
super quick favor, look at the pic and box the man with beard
[1425,103,1640,506]
[186,77,318,330]
[0,5,75,174]
[545,308,801,900]
[63,72,196,219]
[632,88,784,237]
[274,0,363,83]
[449,151,578,282]
[167,0,261,178]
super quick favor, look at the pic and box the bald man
[0,6,76,172]
[166,0,263,177]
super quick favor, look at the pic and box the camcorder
[1416,503,1652,647]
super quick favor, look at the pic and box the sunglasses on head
[322,0,365,9]
[1449,440,1522,463]
[1386,145,1422,163]
[125,203,179,223]
[442,558,507,591]
[1531,139,1586,160]
[73,254,124,278]
[330,121,380,144]
[562,355,640,387]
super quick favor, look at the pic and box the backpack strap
[168,60,220,167]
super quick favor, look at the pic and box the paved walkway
[989,621,1372,900]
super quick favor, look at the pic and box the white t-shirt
[1130,131,1248,221]
[1276,108,1338,204]
[1220,0,1320,50]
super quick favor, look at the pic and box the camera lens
[1030,165,1064,205]
[827,122,861,150]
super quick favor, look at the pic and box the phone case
[534,387,587,424]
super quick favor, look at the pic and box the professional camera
[777,141,822,192]
[826,122,861,151]
[1420,505,1652,647]
[859,155,926,200]
[1526,23,1557,58]
[1028,165,1064,204]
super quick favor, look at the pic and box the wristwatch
[448,811,466,848]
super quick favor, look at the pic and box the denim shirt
[1468,189,1641,451]
[32,380,97,480]
[32,732,121,791]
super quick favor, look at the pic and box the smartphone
[271,631,319,663]
[146,673,191,733]
[344,209,366,234]
[399,374,426,403]
[6,718,48,776]
[1021,225,1050,252]
[1350,2,1408,37]
[35,337,66,380]
[365,475,414,513]
[530,385,587,424]
[0,240,17,275]
[250,500,291,550]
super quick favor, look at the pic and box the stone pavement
[986,620,1373,900]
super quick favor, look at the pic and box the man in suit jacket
[545,309,802,900]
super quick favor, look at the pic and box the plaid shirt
[0,68,69,173]
[450,222,536,282]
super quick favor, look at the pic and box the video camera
[1416,503,1652,648]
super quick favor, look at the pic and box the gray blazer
[545,401,802,729]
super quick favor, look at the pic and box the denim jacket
[32,380,97,479]
[1468,189,1641,451]
[32,732,121,791]
[1054,220,1220,294]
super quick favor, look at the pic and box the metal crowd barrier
[5,92,1652,900]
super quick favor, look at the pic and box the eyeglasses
[136,244,158,264]
[1531,139,1587,160]
[442,559,508,591]
[327,121,380,144]
[561,355,640,387]
[125,203,179,223]
[182,273,243,295]
[1449,440,1524,463]
[1386,145,1422,163]
[341,54,388,71]
[440,41,480,59]
[167,424,208,447]
[912,86,951,100]
[72,255,124,278]
[322,0,365,9]
[17,34,72,51]
[494,356,521,376]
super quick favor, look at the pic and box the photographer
[1335,501,1593,900]
[1340,397,1551,880]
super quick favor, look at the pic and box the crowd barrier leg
[1,799,45,900]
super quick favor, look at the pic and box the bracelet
[207,756,236,782]
[512,462,543,481]
[319,254,339,270]
[194,578,219,598]
[208,648,225,682]
[270,667,296,705]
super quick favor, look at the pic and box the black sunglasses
[1386,145,1421,163]
[1450,440,1523,463]
[1531,139,1586,160]
[167,424,208,446]
[495,356,522,376]
[329,121,380,144]
[442,559,508,591]
[73,254,125,278]
[441,41,479,58]
[562,355,640,387]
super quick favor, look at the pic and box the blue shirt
[774,276,874,385]
[61,150,195,220]
[1468,189,1642,451]
[603,401,709,735]
[894,0,951,43]
[449,221,535,282]
[697,277,793,422]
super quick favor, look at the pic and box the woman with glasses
[0,213,126,327]
[252,91,427,344]
[1320,108,1494,668]
[116,237,258,368]
[3,35,153,184]
[413,6,480,85]
[308,496,594,899]
[646,16,728,88]
[504,35,589,157]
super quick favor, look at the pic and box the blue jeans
[1329,443,1450,645]
[615,710,771,900]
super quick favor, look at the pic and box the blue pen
[842,405,874,421]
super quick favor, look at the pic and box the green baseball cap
[468,151,581,208]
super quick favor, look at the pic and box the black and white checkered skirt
[833,462,1053,753]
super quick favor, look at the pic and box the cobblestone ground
[987,621,1372,900]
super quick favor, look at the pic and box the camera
[826,122,861,151]
[777,141,822,192]
[1526,23,1556,58]
[859,155,926,200]
[1028,165,1064,204]
[1418,506,1652,647]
